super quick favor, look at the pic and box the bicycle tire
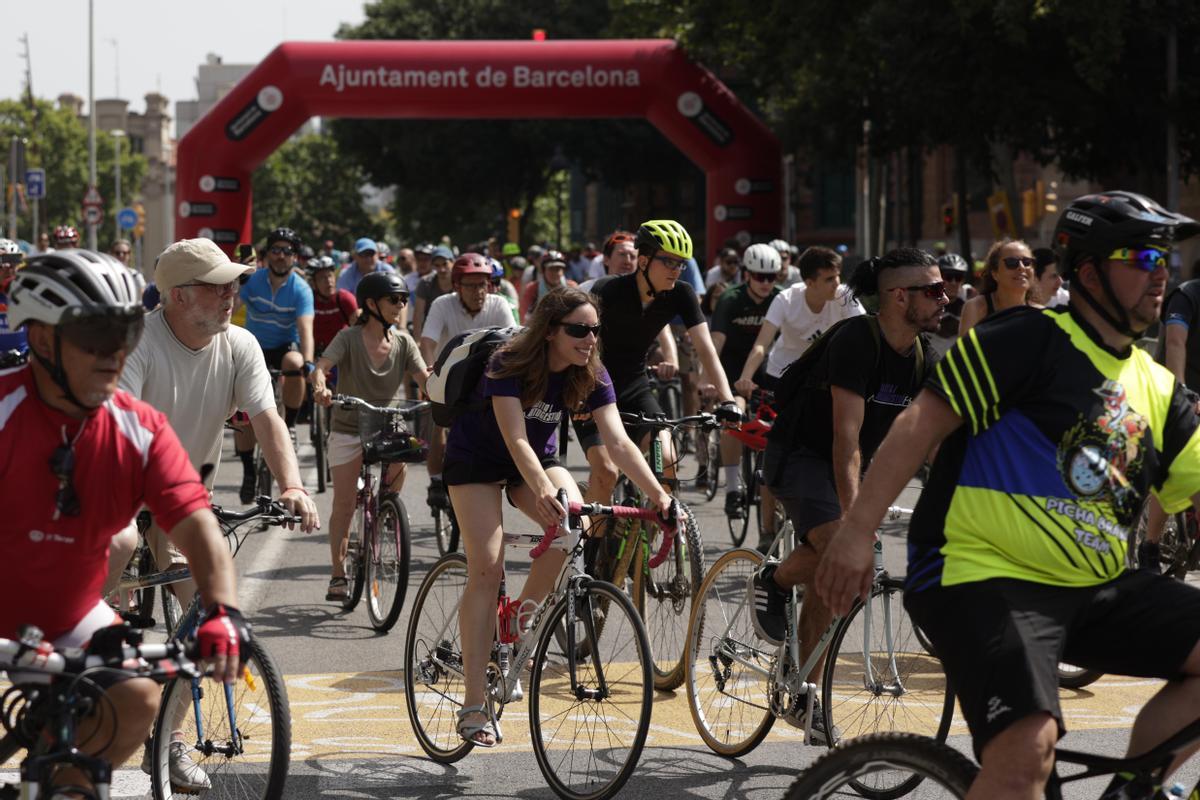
[643,502,704,690]
[1128,507,1189,577]
[432,502,461,556]
[150,637,291,800]
[783,733,976,800]
[313,400,328,494]
[133,545,157,624]
[684,547,775,758]
[1057,663,1104,689]
[159,585,183,639]
[343,503,366,612]
[821,577,954,800]
[255,448,272,499]
[404,553,473,763]
[529,579,653,800]
[592,517,642,646]
[703,429,720,502]
[366,494,411,633]
[726,449,754,548]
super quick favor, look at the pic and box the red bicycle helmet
[451,252,492,284]
[53,225,80,247]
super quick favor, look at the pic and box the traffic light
[132,202,146,239]
[507,207,521,244]
[532,29,546,41]
[942,203,955,236]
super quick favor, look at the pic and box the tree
[0,98,146,240]
[250,132,383,249]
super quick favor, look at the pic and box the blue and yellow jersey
[907,306,1200,590]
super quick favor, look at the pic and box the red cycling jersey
[0,366,210,640]
[313,288,358,353]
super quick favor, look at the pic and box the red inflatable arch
[175,40,781,258]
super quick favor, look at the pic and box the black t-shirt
[710,283,780,380]
[934,296,965,339]
[1163,280,1200,390]
[591,273,705,392]
[793,315,940,463]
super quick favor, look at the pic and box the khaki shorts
[329,431,363,468]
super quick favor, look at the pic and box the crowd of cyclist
[5,186,1200,798]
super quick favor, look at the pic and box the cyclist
[412,245,455,340]
[421,253,517,511]
[0,238,27,356]
[959,238,1038,334]
[816,192,1200,800]
[710,243,782,533]
[578,230,636,292]
[109,239,133,268]
[752,248,946,743]
[297,244,316,273]
[444,287,673,746]
[1,249,250,797]
[53,224,80,249]
[1034,246,1069,308]
[930,252,971,355]
[337,237,396,296]
[577,220,742,506]
[489,258,521,323]
[236,227,315,501]
[770,238,803,288]
[705,246,741,289]
[312,272,428,602]
[736,245,865,396]
[406,242,435,296]
[309,255,360,354]
[520,249,576,321]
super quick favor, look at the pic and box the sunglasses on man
[749,272,778,284]
[59,312,145,356]
[901,281,948,299]
[269,246,294,256]
[1109,247,1168,272]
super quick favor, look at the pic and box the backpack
[767,314,924,449]
[427,326,523,426]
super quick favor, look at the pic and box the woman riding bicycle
[444,287,673,747]
[312,272,428,603]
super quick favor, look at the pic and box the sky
[5,0,367,113]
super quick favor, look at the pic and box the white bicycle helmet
[743,243,782,274]
[8,249,144,329]
[0,238,20,256]
[769,239,790,255]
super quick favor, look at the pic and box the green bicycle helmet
[634,219,693,260]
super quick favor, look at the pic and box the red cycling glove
[194,604,252,665]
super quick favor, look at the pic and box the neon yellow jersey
[907,306,1200,590]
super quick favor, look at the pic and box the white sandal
[456,704,501,747]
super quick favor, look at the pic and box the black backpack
[427,326,523,426]
[767,314,924,448]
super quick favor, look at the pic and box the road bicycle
[331,394,427,633]
[404,492,670,800]
[586,410,715,690]
[0,624,200,800]
[684,508,954,799]
[106,509,186,637]
[723,390,783,548]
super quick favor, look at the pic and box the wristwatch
[303,361,316,376]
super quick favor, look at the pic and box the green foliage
[0,98,146,239]
[251,132,383,249]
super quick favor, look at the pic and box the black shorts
[443,455,562,506]
[262,342,298,372]
[904,571,1200,759]
[573,376,665,452]
[762,440,841,538]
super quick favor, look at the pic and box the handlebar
[332,394,430,419]
[618,411,723,431]
[0,624,201,682]
[531,498,679,569]
[211,496,301,526]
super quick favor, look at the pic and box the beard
[905,301,943,333]
[186,303,231,336]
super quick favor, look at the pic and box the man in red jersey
[1,249,248,797]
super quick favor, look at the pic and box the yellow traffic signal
[507,208,521,244]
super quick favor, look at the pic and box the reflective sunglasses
[49,440,80,518]
[1002,256,1036,269]
[559,322,601,339]
[1109,247,1168,272]
[903,281,948,299]
[59,312,145,356]
[269,246,294,256]
[749,272,778,283]
[654,255,687,271]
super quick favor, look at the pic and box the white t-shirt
[119,308,275,485]
[706,265,741,289]
[763,283,865,377]
[421,292,515,352]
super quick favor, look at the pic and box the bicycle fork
[860,536,904,697]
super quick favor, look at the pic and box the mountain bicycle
[405,492,670,800]
[330,394,427,633]
[684,508,953,799]
[0,624,200,800]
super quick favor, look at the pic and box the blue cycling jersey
[0,290,27,354]
[239,269,314,349]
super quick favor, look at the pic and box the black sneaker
[725,489,746,520]
[1137,540,1163,573]
[239,471,256,505]
[750,563,787,646]
[428,477,448,509]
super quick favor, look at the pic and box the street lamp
[111,129,124,245]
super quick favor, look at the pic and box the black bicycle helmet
[937,253,970,275]
[1054,191,1199,276]
[355,272,407,334]
[265,227,302,250]
[298,244,316,261]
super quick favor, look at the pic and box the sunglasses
[902,281,948,299]
[1002,256,1036,269]
[1109,247,1168,272]
[59,312,145,356]
[749,272,778,283]
[0,255,20,267]
[654,255,687,272]
[559,322,601,338]
[383,293,408,306]
[269,246,294,256]
[50,440,80,518]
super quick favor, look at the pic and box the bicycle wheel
[783,733,976,800]
[432,502,461,556]
[365,494,411,633]
[313,400,328,494]
[530,579,653,800]
[725,450,754,548]
[132,545,157,622]
[703,429,720,502]
[404,553,473,763]
[822,577,954,799]
[150,638,291,800]
[642,502,703,690]
[343,502,366,612]
[685,547,775,757]
[1057,662,1104,689]
[159,585,183,639]
[1128,507,1190,577]
[254,448,272,499]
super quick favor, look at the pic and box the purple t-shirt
[446,359,616,466]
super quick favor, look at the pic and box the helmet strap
[363,299,392,340]
[637,253,658,300]
[1074,260,1138,338]
[32,329,101,412]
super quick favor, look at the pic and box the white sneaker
[146,740,211,792]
